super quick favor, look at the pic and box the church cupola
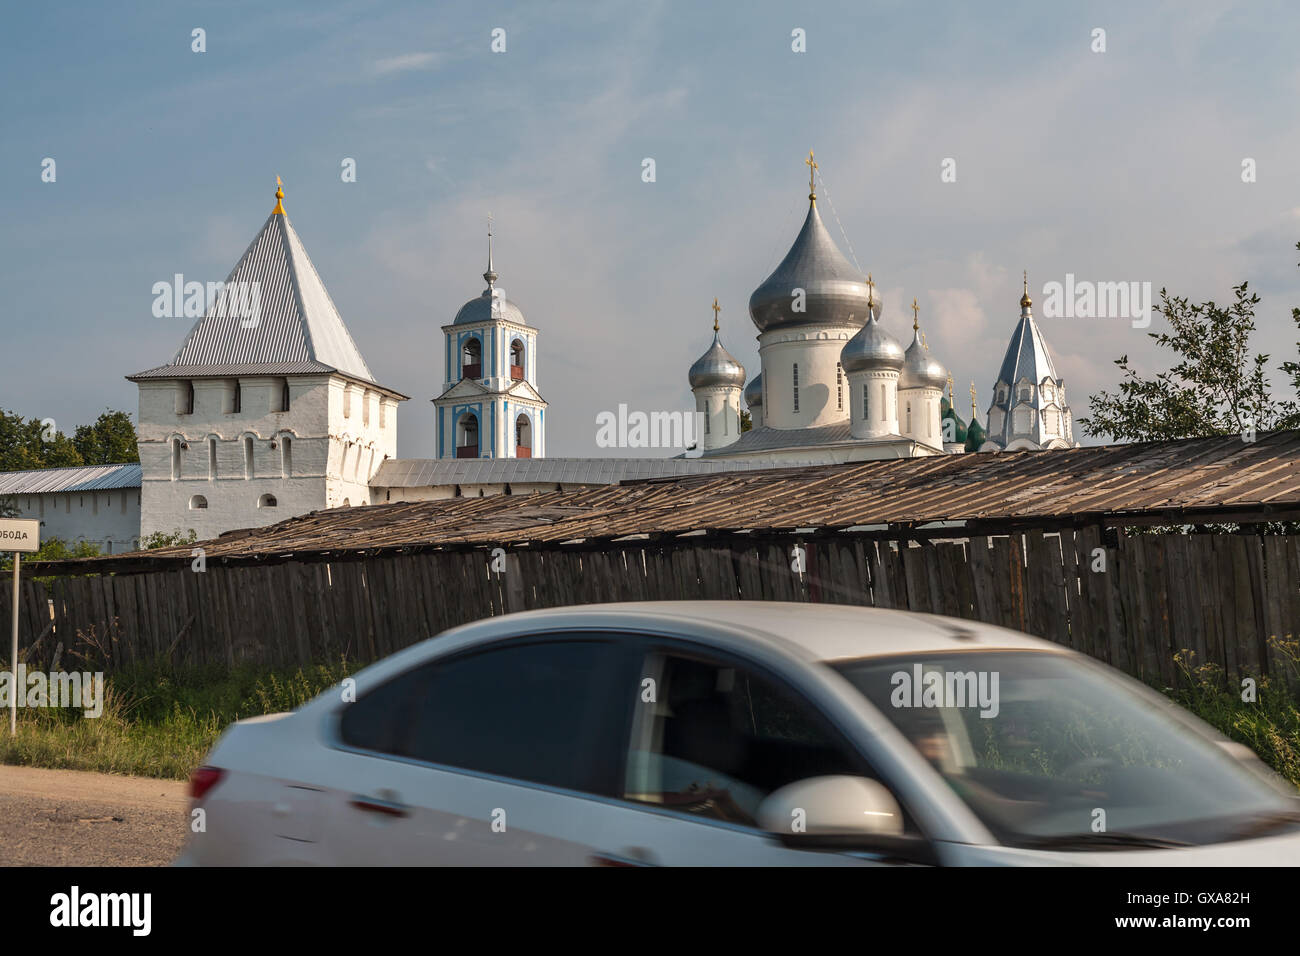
[689,299,745,451]
[897,298,948,449]
[743,372,764,429]
[980,273,1077,452]
[840,281,904,440]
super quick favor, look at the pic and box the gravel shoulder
[0,766,188,866]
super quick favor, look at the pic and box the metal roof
[46,431,1300,573]
[371,456,786,489]
[129,209,386,387]
[0,463,142,495]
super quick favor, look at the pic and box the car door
[312,635,640,865]
[588,642,931,866]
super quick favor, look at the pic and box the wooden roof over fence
[33,430,1300,575]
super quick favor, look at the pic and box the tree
[1081,278,1300,442]
[0,537,100,573]
[74,410,140,464]
[140,528,197,550]
[0,407,138,471]
[740,409,753,433]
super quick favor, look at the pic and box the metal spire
[483,212,498,288]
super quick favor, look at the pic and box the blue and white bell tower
[433,221,547,459]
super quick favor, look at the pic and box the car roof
[458,601,1059,663]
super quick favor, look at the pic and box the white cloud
[372,52,439,75]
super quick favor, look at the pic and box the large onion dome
[748,191,878,333]
[744,372,763,408]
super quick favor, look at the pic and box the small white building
[127,182,408,540]
[0,463,142,554]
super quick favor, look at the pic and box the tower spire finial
[1020,270,1032,309]
[805,149,818,204]
[947,373,954,402]
[970,381,978,420]
[912,297,920,331]
[483,212,498,289]
[273,175,285,215]
[711,297,721,333]
[866,272,874,316]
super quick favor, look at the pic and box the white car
[176,602,1300,865]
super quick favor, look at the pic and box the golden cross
[866,272,874,310]
[805,150,818,199]
[711,297,721,332]
[947,373,954,402]
[911,297,919,330]
[970,381,978,418]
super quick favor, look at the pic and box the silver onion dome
[689,330,746,389]
[899,329,948,390]
[840,313,904,373]
[744,372,763,407]
[749,200,878,333]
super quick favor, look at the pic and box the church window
[258,494,278,508]
[363,389,371,427]
[189,495,208,510]
[457,412,480,458]
[208,438,217,479]
[281,380,291,412]
[379,400,387,428]
[836,363,843,410]
[281,436,293,477]
[515,414,532,458]
[178,381,195,415]
[244,436,254,479]
[792,363,799,413]
[905,401,912,434]
[862,383,869,420]
[343,385,351,418]
[171,439,182,480]
[880,384,887,421]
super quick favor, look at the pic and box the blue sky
[3,0,1300,457]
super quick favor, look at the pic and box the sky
[3,0,1300,458]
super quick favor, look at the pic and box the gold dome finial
[805,149,818,203]
[912,296,920,331]
[1020,270,1031,308]
[711,297,721,332]
[273,175,285,215]
[866,272,875,313]
[947,373,954,402]
[970,381,978,420]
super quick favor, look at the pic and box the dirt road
[0,766,188,866]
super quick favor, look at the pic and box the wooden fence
[2,529,1297,687]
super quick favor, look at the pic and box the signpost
[1,519,40,735]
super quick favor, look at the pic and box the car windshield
[834,651,1296,848]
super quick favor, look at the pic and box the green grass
[0,658,356,780]
[0,648,1297,790]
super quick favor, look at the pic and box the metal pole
[10,552,18,735]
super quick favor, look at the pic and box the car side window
[623,650,867,827]
[339,638,633,796]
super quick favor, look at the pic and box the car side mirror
[756,775,937,864]
[756,775,904,837]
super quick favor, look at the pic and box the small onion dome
[748,201,878,333]
[899,329,949,390]
[689,330,746,389]
[840,313,904,373]
[453,288,527,326]
[940,396,968,444]
[965,415,987,452]
[744,372,764,408]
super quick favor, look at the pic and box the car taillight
[190,766,225,801]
